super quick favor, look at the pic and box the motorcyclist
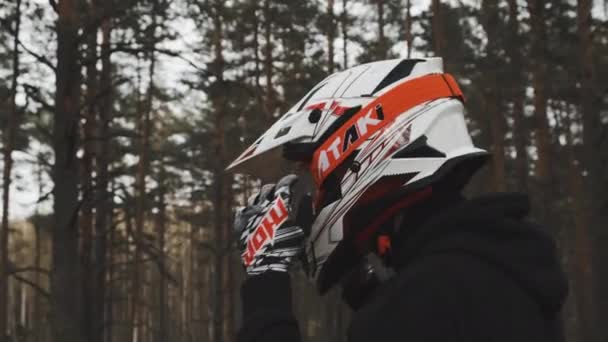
[228,58,568,342]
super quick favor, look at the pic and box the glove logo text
[242,197,289,267]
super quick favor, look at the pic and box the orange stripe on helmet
[310,73,464,187]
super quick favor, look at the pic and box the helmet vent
[371,59,423,95]
[274,126,292,139]
[392,135,446,159]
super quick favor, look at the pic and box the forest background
[0,0,607,341]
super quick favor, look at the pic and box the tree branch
[49,0,58,13]
[78,0,138,44]
[18,40,56,72]
[37,187,54,204]
[78,77,128,113]
[8,266,50,276]
[12,274,50,298]
[109,44,207,73]
[23,83,55,112]
[121,227,179,286]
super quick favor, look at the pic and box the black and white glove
[234,175,305,276]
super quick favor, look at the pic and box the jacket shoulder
[348,253,553,342]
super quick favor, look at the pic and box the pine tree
[480,0,506,192]
[506,0,529,192]
[1,0,22,338]
[576,1,605,340]
[327,0,336,73]
[92,11,113,342]
[356,0,402,62]
[341,0,349,69]
[51,0,84,341]
[526,0,555,224]
[404,0,413,58]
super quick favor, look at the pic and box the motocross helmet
[227,58,488,293]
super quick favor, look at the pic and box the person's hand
[234,174,305,276]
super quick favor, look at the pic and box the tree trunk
[81,17,98,342]
[263,0,275,121]
[526,0,553,222]
[222,191,235,342]
[132,58,152,342]
[94,16,113,342]
[52,1,83,342]
[252,2,263,102]
[431,0,445,58]
[481,0,506,192]
[327,0,335,73]
[132,72,144,342]
[576,0,600,340]
[1,0,21,339]
[198,238,210,342]
[104,180,115,342]
[506,0,528,192]
[404,0,413,58]
[186,220,195,342]
[124,200,137,342]
[376,0,386,59]
[341,0,348,69]
[32,159,44,342]
[209,2,233,341]
[155,170,167,342]
[132,12,157,337]
[560,104,594,342]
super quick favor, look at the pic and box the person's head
[228,58,487,294]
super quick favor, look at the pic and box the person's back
[346,193,566,342]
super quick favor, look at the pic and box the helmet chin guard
[228,58,487,292]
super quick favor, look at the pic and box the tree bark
[252,2,263,101]
[263,0,275,121]
[32,159,44,342]
[327,0,335,73]
[155,168,167,342]
[223,193,235,342]
[211,2,227,341]
[376,0,386,59]
[576,0,600,340]
[81,15,98,342]
[132,53,154,342]
[481,0,506,192]
[94,15,113,342]
[507,0,528,192]
[341,0,348,69]
[104,180,115,342]
[132,68,145,342]
[431,0,445,58]
[1,0,21,339]
[526,0,553,222]
[132,5,158,336]
[404,0,413,58]
[186,219,195,342]
[559,104,594,342]
[51,1,84,342]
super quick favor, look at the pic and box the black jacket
[238,193,568,342]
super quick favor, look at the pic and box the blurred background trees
[0,0,606,342]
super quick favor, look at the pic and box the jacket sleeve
[238,271,302,342]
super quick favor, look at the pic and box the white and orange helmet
[228,58,487,292]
